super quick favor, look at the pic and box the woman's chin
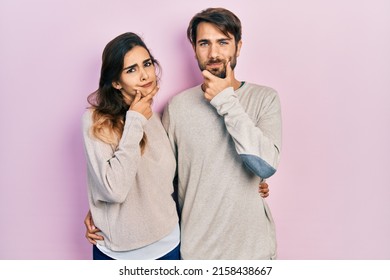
[141,84,157,97]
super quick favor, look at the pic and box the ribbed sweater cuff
[210,87,235,109]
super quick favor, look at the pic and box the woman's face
[112,46,157,104]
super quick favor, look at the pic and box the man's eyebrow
[197,39,210,44]
[217,37,232,42]
[197,37,232,44]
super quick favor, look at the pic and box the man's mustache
[207,59,226,65]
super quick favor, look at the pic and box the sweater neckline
[200,81,246,92]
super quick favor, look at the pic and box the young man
[162,7,282,259]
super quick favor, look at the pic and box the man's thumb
[226,61,233,78]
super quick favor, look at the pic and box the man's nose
[208,44,220,59]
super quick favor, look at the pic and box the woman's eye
[144,61,152,67]
[126,68,136,73]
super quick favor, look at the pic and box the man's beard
[198,55,238,78]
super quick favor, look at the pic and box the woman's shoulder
[82,108,94,118]
[144,112,164,131]
[82,108,94,128]
[152,111,162,120]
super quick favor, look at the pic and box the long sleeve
[82,110,147,203]
[210,86,282,179]
[162,105,177,162]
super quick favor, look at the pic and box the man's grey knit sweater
[162,82,282,259]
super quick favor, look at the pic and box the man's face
[194,22,242,78]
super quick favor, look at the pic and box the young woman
[82,32,179,260]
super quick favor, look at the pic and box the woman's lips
[140,82,153,88]
[138,82,156,97]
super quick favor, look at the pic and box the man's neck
[232,79,242,91]
[201,79,242,92]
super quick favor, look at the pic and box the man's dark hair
[187,7,242,47]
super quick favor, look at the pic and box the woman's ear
[112,81,122,90]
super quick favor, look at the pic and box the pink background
[1,0,389,259]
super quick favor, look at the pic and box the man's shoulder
[162,85,202,120]
[241,83,280,106]
[169,84,202,106]
[245,82,278,96]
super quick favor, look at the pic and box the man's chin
[211,70,226,78]
[207,68,225,78]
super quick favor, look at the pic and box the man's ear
[236,40,243,57]
[112,81,122,90]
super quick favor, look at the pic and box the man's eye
[220,41,228,45]
[199,42,208,47]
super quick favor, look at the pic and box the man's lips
[207,62,223,68]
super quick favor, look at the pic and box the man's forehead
[196,22,233,41]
